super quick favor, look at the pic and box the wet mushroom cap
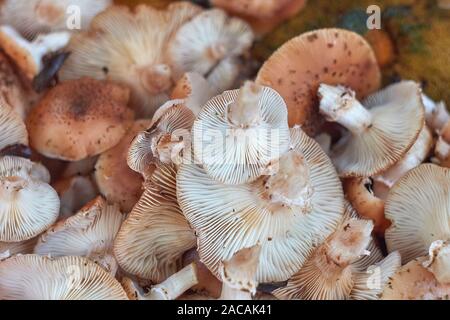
[255,28,380,136]
[0,255,128,300]
[26,77,134,161]
[385,164,450,264]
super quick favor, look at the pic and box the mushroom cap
[0,155,50,183]
[26,77,134,161]
[114,164,196,283]
[255,28,380,136]
[127,101,195,173]
[34,196,123,273]
[385,164,450,264]
[59,3,202,118]
[168,8,253,88]
[0,254,128,300]
[0,98,28,151]
[0,237,38,260]
[192,83,290,184]
[178,126,344,282]
[380,257,450,300]
[329,81,425,177]
[95,119,151,213]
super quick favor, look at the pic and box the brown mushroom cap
[26,77,134,161]
[256,28,380,136]
[95,119,151,212]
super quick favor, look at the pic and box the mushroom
[0,25,71,79]
[0,0,112,37]
[219,245,261,300]
[256,28,381,136]
[0,237,38,260]
[26,77,134,161]
[127,100,195,174]
[168,8,253,93]
[385,164,450,264]
[95,119,151,213]
[52,175,98,219]
[59,3,202,117]
[171,72,216,116]
[272,203,384,300]
[191,81,290,184]
[0,98,28,151]
[434,120,450,168]
[0,156,59,242]
[34,196,123,275]
[211,0,307,35]
[114,164,196,282]
[177,126,344,283]
[317,81,425,177]
[60,156,98,178]
[0,255,128,299]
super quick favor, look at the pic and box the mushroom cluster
[0,1,448,300]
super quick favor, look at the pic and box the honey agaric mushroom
[95,119,151,213]
[59,3,202,118]
[168,9,253,93]
[211,0,307,35]
[219,245,261,300]
[53,175,98,219]
[256,28,381,136]
[0,26,71,79]
[0,255,128,300]
[0,156,59,241]
[0,99,28,151]
[385,164,450,264]
[178,127,344,283]
[0,237,38,260]
[0,0,112,37]
[318,81,424,177]
[26,77,134,161]
[171,72,216,116]
[114,164,196,282]
[192,81,290,184]
[34,196,123,274]
[273,203,384,300]
[127,100,195,174]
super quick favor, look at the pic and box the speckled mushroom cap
[192,82,290,185]
[95,119,151,213]
[0,99,28,151]
[114,164,196,283]
[178,126,344,283]
[0,255,128,300]
[385,164,450,264]
[26,77,134,161]
[168,9,253,93]
[59,3,202,118]
[319,81,424,177]
[255,28,380,136]
[0,0,112,37]
[34,196,123,274]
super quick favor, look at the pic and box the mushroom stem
[145,263,199,300]
[140,64,173,94]
[220,284,252,300]
[227,81,263,127]
[152,133,185,164]
[262,150,314,213]
[207,43,227,61]
[422,94,450,132]
[434,136,450,167]
[423,240,450,285]
[318,84,373,135]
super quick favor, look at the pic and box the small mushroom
[59,3,202,117]
[168,9,253,93]
[34,196,123,274]
[385,164,450,264]
[191,81,290,184]
[114,164,196,282]
[317,81,424,177]
[219,245,261,300]
[0,25,71,79]
[256,28,381,135]
[0,255,128,299]
[177,126,344,283]
[26,77,134,161]
[95,119,151,213]
[0,99,28,151]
